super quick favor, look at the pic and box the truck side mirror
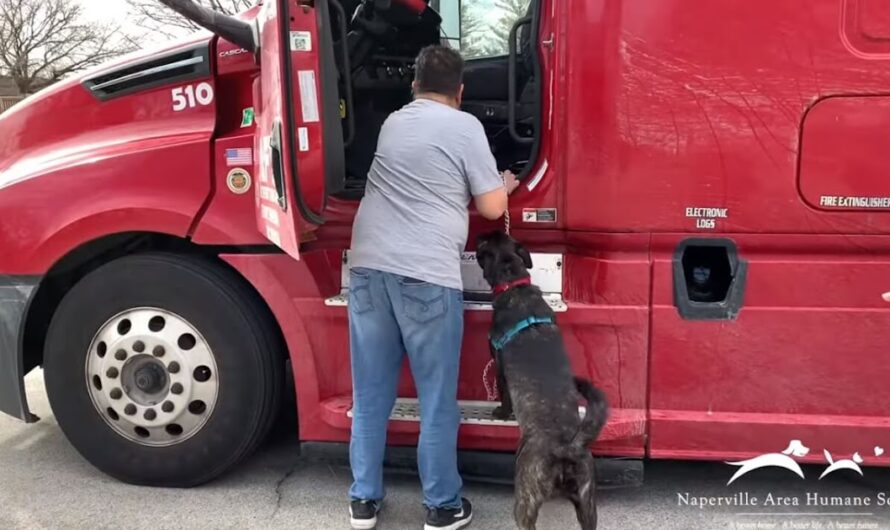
[157,0,258,54]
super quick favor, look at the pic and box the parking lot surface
[1,371,889,529]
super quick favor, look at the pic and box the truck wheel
[43,253,284,487]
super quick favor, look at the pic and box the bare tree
[127,0,255,41]
[0,0,132,94]
[489,0,530,56]
[460,4,499,60]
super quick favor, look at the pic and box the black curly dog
[476,230,609,530]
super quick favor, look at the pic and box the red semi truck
[1,0,889,487]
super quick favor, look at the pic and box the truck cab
[1,0,890,487]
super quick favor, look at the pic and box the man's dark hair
[414,45,464,97]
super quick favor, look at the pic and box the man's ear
[516,244,533,269]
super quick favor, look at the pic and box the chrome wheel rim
[85,308,219,447]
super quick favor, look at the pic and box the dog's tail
[547,379,608,499]
[550,378,608,463]
[573,377,609,446]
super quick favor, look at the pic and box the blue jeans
[348,267,464,509]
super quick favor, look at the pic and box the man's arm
[464,120,520,220]
[474,188,507,221]
[474,171,519,220]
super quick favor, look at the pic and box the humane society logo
[726,440,872,485]
[677,440,890,521]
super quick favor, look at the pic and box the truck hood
[0,2,264,190]
[0,32,214,190]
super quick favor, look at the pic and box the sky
[79,0,132,28]
[77,0,184,46]
[74,0,512,50]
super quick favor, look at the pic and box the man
[347,44,519,530]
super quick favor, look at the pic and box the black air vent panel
[83,44,211,101]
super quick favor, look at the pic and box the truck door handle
[270,121,287,211]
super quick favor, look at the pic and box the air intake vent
[83,44,210,101]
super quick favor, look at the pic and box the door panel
[254,0,327,259]
[799,96,890,213]
[649,234,890,464]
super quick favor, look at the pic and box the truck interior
[322,0,543,199]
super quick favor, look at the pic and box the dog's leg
[570,458,598,530]
[514,483,543,530]
[491,347,513,420]
[514,446,545,530]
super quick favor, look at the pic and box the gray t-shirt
[350,98,503,290]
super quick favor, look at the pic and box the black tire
[43,253,284,487]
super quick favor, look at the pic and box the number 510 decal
[171,82,214,112]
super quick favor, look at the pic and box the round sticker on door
[227,168,252,195]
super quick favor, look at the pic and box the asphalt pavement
[1,370,889,530]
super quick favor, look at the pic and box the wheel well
[22,233,290,376]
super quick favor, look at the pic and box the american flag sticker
[225,147,253,167]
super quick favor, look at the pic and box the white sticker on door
[297,70,320,123]
[298,127,309,152]
[290,31,312,52]
[265,226,281,246]
[522,208,557,223]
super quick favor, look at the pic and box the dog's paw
[492,405,512,420]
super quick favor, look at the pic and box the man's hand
[502,170,520,195]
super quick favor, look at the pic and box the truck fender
[1,208,198,422]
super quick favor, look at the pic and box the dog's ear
[475,233,488,249]
[476,246,494,273]
[515,243,533,269]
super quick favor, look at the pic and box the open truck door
[254,0,344,259]
[158,0,343,259]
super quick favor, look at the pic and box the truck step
[320,396,645,442]
[346,397,586,427]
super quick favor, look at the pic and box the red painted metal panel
[8,0,890,470]
[224,236,649,456]
[799,96,890,212]
[0,36,216,275]
[564,0,890,235]
[859,0,890,39]
[649,233,890,465]
[253,0,326,259]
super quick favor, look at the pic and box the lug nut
[133,341,145,353]
[168,361,180,374]
[144,409,157,421]
[115,349,127,361]
[106,367,119,379]
[171,383,183,395]
[124,404,136,416]
[193,366,212,383]
[153,345,165,357]
[162,401,175,413]
[109,388,123,400]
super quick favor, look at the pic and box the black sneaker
[349,499,381,530]
[424,497,473,530]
